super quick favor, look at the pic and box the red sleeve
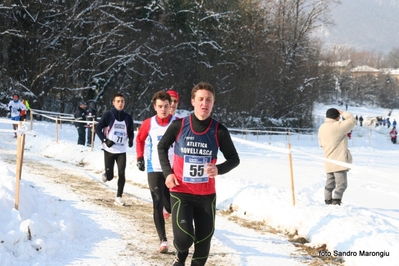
[135,118,151,159]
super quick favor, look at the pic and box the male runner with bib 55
[158,82,240,266]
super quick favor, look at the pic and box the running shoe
[172,250,188,265]
[171,257,184,266]
[159,240,168,253]
[163,207,171,220]
[114,197,125,206]
[102,173,107,182]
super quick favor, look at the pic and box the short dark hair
[113,93,125,101]
[191,82,215,100]
[326,108,340,119]
[152,90,171,105]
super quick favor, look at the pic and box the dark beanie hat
[326,108,340,119]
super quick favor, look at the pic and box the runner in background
[8,93,26,138]
[19,95,30,121]
[95,93,134,206]
[167,90,180,117]
[136,90,176,254]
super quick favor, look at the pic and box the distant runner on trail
[8,93,26,138]
[95,93,134,206]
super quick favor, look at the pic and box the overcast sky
[318,0,399,52]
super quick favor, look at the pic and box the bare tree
[255,0,339,127]
[6,0,384,129]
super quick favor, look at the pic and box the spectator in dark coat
[86,101,97,146]
[74,101,87,145]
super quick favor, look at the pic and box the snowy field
[0,103,398,266]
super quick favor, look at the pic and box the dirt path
[2,148,341,266]
[20,155,240,266]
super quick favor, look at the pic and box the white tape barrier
[232,137,289,154]
[30,108,72,116]
[0,126,36,136]
[0,129,36,136]
[0,118,23,125]
[232,136,396,179]
[36,112,94,125]
[229,128,313,135]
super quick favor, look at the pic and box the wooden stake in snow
[15,121,27,210]
[287,132,296,206]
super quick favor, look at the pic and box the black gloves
[104,139,115,148]
[128,139,133,148]
[137,157,145,171]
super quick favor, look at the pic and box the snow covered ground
[0,103,398,266]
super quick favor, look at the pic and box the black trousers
[103,150,126,197]
[171,192,216,266]
[148,172,171,242]
[76,126,86,145]
[87,126,95,145]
